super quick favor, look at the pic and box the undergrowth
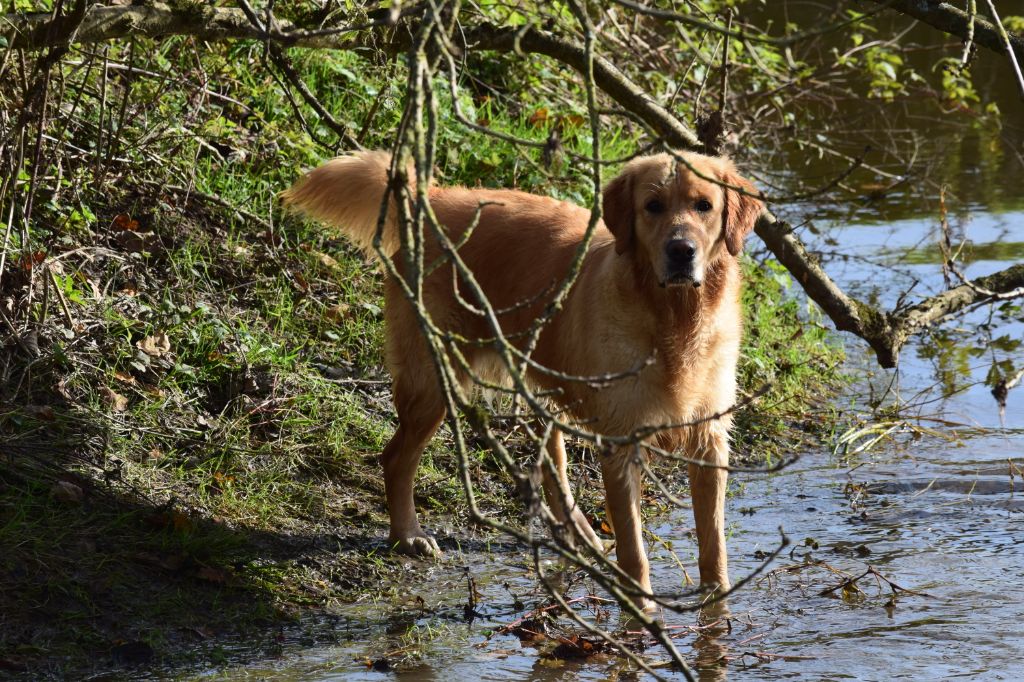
[0,36,843,678]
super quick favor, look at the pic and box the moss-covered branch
[2,1,382,50]
[866,0,1024,61]
[6,3,260,50]
[894,262,1024,336]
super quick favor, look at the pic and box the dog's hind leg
[541,429,603,552]
[382,371,446,557]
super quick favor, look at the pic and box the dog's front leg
[688,424,730,591]
[601,448,653,611]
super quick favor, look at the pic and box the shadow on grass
[0,428,390,680]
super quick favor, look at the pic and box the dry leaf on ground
[100,387,129,412]
[51,480,85,504]
[137,332,171,357]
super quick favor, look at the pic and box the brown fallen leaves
[24,404,56,420]
[111,213,159,254]
[548,635,611,660]
[134,551,234,586]
[51,480,85,505]
[136,513,236,586]
[100,386,129,412]
[493,610,614,662]
[136,332,171,358]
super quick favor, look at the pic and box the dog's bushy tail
[281,150,412,258]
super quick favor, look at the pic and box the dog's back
[282,152,611,340]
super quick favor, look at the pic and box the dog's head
[602,152,762,288]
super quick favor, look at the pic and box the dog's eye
[695,199,713,213]
[645,198,665,214]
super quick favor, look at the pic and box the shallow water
[194,428,1024,680]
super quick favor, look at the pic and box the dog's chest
[548,315,735,436]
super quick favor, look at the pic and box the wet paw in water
[391,533,441,557]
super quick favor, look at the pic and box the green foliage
[833,32,916,101]
[736,257,845,458]
[1003,16,1024,33]
[935,57,981,107]
[862,46,907,100]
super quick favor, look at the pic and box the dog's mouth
[659,272,702,288]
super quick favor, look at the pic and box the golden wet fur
[282,150,763,607]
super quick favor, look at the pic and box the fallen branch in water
[819,565,932,600]
[760,558,931,603]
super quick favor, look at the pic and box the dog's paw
[562,508,604,554]
[698,577,731,595]
[619,596,658,623]
[391,533,442,557]
[577,519,606,554]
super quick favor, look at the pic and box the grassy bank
[0,38,842,678]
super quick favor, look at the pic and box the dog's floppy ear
[721,165,763,256]
[602,171,635,255]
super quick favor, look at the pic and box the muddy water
[196,445,1024,680]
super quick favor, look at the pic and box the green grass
[736,256,846,460]
[0,34,844,678]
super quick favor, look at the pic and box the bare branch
[894,263,1024,337]
[866,0,1024,62]
[1,2,408,52]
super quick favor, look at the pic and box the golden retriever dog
[283,150,762,607]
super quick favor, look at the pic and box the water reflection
[745,4,1024,226]
[692,602,731,682]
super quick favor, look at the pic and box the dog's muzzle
[661,238,701,288]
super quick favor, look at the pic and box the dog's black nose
[665,238,697,264]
